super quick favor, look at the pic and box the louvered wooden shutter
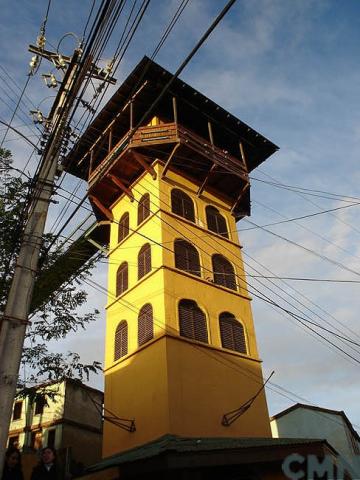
[212,254,237,291]
[171,189,195,222]
[138,193,150,225]
[206,206,229,238]
[138,243,151,279]
[118,212,129,243]
[116,262,128,296]
[114,321,128,360]
[179,300,208,343]
[138,304,153,346]
[174,240,200,277]
[219,312,246,354]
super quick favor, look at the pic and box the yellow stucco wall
[102,161,271,457]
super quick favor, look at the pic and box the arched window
[178,299,208,344]
[171,189,195,222]
[138,243,151,279]
[116,262,128,297]
[206,206,228,238]
[212,254,237,291]
[114,321,128,360]
[138,193,150,225]
[138,304,153,346]
[219,312,246,354]
[118,212,129,243]
[174,239,201,277]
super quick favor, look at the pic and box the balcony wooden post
[108,128,113,153]
[89,150,94,178]
[207,121,214,146]
[239,141,248,171]
[172,96,178,124]
[130,100,134,130]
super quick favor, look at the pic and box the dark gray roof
[86,434,334,473]
[64,56,278,180]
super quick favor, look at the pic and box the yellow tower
[64,57,278,458]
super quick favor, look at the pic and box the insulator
[50,74,57,88]
[29,55,39,69]
[57,55,66,68]
[37,34,46,49]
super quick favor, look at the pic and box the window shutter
[138,193,150,225]
[118,212,129,243]
[179,299,208,343]
[138,304,153,346]
[174,239,200,277]
[116,262,128,296]
[212,254,237,291]
[206,206,229,238]
[219,312,246,354]
[138,243,151,279]
[171,189,195,222]
[114,321,128,360]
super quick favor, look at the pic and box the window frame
[178,299,208,344]
[138,243,151,280]
[206,205,229,238]
[34,398,45,416]
[219,312,247,354]
[171,188,195,223]
[116,262,129,297]
[118,212,129,243]
[114,320,128,361]
[12,401,22,420]
[137,193,150,225]
[212,254,237,291]
[47,429,56,449]
[138,304,154,346]
[174,239,201,277]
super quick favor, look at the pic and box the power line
[251,175,360,204]
[245,218,360,279]
[238,201,360,231]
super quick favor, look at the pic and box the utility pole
[0,46,97,468]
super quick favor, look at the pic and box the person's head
[41,447,56,465]
[5,447,21,470]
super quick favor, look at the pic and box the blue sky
[1,0,360,430]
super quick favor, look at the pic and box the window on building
[138,193,150,225]
[171,189,195,222]
[219,312,247,354]
[34,397,46,416]
[212,254,237,291]
[206,206,229,238]
[118,212,129,243]
[47,429,56,449]
[12,401,22,420]
[138,243,151,280]
[114,321,128,361]
[8,436,19,448]
[138,304,153,346]
[178,299,208,344]
[174,239,201,277]
[116,262,128,297]
[30,430,42,450]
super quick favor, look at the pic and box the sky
[1,0,360,430]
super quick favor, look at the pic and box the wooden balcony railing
[88,121,247,188]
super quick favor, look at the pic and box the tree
[0,147,102,392]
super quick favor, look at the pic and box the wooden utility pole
[0,48,84,468]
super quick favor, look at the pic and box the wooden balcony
[87,121,250,221]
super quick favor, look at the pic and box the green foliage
[0,148,102,389]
